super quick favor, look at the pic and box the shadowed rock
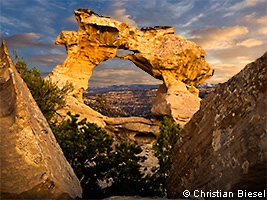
[167,52,267,198]
[0,40,82,199]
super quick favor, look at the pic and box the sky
[0,0,266,87]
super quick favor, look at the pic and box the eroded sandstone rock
[0,41,82,199]
[167,52,267,198]
[105,116,159,142]
[47,8,212,125]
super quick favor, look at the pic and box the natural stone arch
[46,8,213,126]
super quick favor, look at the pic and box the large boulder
[167,52,267,198]
[0,40,82,199]
[46,8,212,125]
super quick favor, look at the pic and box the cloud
[206,35,266,84]
[190,26,248,50]
[242,14,267,25]
[92,69,140,78]
[256,15,267,25]
[4,33,42,47]
[245,0,260,6]
[183,13,204,27]
[166,0,195,18]
[108,2,137,27]
[2,32,66,69]
[64,15,77,23]
[89,70,162,87]
[89,57,162,86]
[0,15,31,29]
[228,0,252,11]
[128,0,195,28]
[237,38,263,47]
[206,63,243,84]
[3,33,55,48]
[29,53,67,66]
[224,0,263,12]
[257,27,267,35]
[208,43,266,64]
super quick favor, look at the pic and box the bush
[53,114,181,198]
[52,112,147,199]
[103,141,147,197]
[149,116,181,197]
[51,112,113,198]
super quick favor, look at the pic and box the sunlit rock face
[47,8,212,125]
[167,52,267,199]
[0,41,82,199]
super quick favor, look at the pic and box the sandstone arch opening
[83,56,162,119]
[47,8,213,126]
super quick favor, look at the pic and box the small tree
[52,112,114,198]
[52,112,147,199]
[14,58,73,122]
[149,116,182,196]
[103,141,147,197]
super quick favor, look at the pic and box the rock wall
[0,40,82,199]
[47,8,212,126]
[167,52,267,198]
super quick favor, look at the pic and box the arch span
[46,8,213,125]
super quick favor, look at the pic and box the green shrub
[51,112,113,198]
[52,112,147,199]
[103,141,147,197]
[149,116,181,197]
[14,58,72,122]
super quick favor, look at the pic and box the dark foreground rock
[167,52,267,199]
[0,40,82,199]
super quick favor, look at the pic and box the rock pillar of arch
[46,8,213,126]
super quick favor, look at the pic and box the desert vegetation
[14,55,181,199]
[13,51,73,123]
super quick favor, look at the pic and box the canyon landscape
[0,7,266,200]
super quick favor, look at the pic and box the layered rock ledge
[0,41,82,199]
[47,8,213,126]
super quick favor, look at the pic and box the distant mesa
[46,8,213,127]
[85,84,160,94]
